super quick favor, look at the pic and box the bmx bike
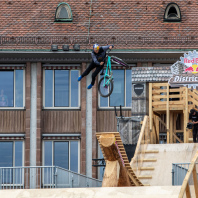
[98,51,129,97]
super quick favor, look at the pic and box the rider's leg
[88,66,103,89]
[91,65,104,86]
[80,61,95,79]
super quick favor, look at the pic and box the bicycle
[98,50,129,97]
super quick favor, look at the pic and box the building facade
[0,0,198,182]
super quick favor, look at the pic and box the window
[0,70,24,108]
[55,3,73,22]
[164,3,181,22]
[98,147,105,180]
[43,140,79,173]
[0,141,23,184]
[99,69,132,108]
[43,70,80,108]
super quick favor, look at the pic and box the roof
[1,0,198,50]
[132,66,172,82]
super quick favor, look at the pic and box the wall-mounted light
[62,45,69,51]
[73,44,80,51]
[51,45,58,51]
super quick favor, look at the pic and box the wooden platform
[96,132,143,186]
[149,83,198,143]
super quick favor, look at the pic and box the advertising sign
[134,84,144,96]
[168,51,198,89]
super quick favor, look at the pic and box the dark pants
[193,124,198,143]
[81,61,104,85]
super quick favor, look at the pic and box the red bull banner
[168,51,198,89]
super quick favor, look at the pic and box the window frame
[164,3,181,22]
[0,140,24,167]
[98,69,131,110]
[0,69,25,110]
[43,69,80,109]
[54,2,73,22]
[42,140,80,173]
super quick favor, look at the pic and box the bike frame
[103,56,113,87]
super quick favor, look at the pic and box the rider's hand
[100,62,104,65]
[109,46,113,50]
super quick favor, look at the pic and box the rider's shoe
[87,84,93,89]
[78,76,82,81]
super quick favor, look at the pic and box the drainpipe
[86,65,92,178]
[30,63,37,189]
[87,0,93,41]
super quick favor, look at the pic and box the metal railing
[0,166,102,189]
[172,163,190,186]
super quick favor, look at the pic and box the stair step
[140,167,155,171]
[145,150,159,154]
[138,175,152,179]
[143,159,157,162]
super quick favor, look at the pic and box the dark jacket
[189,111,198,126]
[91,45,113,66]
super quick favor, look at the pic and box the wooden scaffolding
[149,83,198,143]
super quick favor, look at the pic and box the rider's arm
[101,45,114,52]
[91,52,100,66]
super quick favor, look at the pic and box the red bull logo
[184,64,198,73]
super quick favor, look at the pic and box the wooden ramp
[96,132,143,187]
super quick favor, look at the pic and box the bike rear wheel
[111,56,129,68]
[98,76,114,97]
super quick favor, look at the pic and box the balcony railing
[0,166,102,189]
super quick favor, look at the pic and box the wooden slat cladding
[0,111,25,132]
[42,111,81,133]
[97,110,131,132]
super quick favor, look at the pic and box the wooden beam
[157,116,166,128]
[153,117,159,144]
[173,113,176,143]
[149,83,153,133]
[192,166,198,198]
[184,87,188,143]
[156,115,160,144]
[153,111,161,117]
[173,132,184,143]
[170,112,173,143]
[167,84,170,144]
[186,183,191,198]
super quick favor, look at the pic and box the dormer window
[55,3,73,22]
[164,3,181,22]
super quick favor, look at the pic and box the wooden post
[170,112,173,143]
[184,87,188,143]
[166,84,170,144]
[149,83,153,143]
[192,166,198,197]
[173,113,176,143]
[156,116,160,144]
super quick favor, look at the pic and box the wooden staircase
[137,150,159,186]
[96,132,143,186]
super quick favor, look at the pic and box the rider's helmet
[93,43,100,51]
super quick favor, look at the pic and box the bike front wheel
[98,76,114,97]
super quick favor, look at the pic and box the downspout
[87,0,93,41]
